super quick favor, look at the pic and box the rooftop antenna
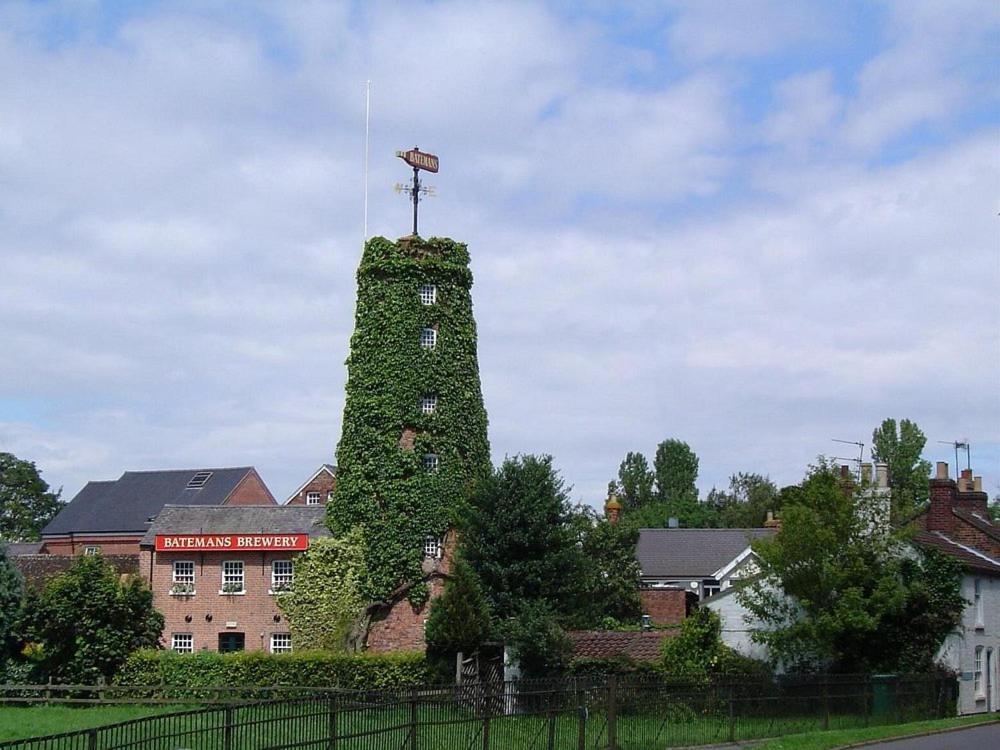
[937,440,971,478]
[362,80,372,245]
[394,146,438,236]
[832,438,865,481]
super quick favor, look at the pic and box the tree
[461,455,585,620]
[329,236,491,608]
[0,453,61,541]
[574,509,642,627]
[21,555,162,683]
[871,418,932,517]
[503,599,573,678]
[610,452,655,511]
[738,462,963,673]
[0,545,23,663]
[660,608,767,680]
[425,560,493,663]
[706,473,781,528]
[653,439,699,505]
[275,531,366,652]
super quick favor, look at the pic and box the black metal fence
[0,674,957,750]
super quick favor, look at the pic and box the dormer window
[421,395,437,414]
[419,284,437,305]
[422,454,439,472]
[420,328,437,349]
[306,492,321,506]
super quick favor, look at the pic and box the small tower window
[421,395,437,414]
[422,454,439,472]
[420,328,437,349]
[419,284,437,305]
[423,535,442,558]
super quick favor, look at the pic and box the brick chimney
[764,510,782,531]
[956,468,989,515]
[927,461,957,533]
[605,494,622,525]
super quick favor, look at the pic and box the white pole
[363,80,372,245]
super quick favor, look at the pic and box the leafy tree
[706,473,781,528]
[425,560,493,664]
[21,555,162,683]
[573,509,642,627]
[329,236,491,609]
[0,453,61,541]
[504,599,573,678]
[739,462,963,673]
[0,545,23,662]
[461,455,585,620]
[659,608,767,679]
[871,418,932,517]
[653,439,699,505]
[275,531,366,652]
[610,452,655,511]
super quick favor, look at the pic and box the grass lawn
[0,704,191,741]
[755,714,1000,750]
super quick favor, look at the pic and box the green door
[218,632,245,653]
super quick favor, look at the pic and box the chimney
[764,511,782,531]
[927,462,957,533]
[861,463,873,483]
[956,469,988,515]
[875,463,889,490]
[605,494,622,525]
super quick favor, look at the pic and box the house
[913,463,1000,715]
[285,464,337,506]
[39,467,276,556]
[635,526,777,601]
[139,504,329,654]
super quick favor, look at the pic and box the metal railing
[0,674,958,749]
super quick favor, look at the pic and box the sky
[1,0,998,509]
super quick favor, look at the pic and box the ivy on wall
[329,235,490,606]
[275,532,366,652]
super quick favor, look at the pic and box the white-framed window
[420,327,437,349]
[423,535,442,558]
[173,561,195,584]
[422,454,439,472]
[171,633,193,653]
[271,560,294,592]
[306,491,321,505]
[419,284,437,305]
[421,395,437,414]
[270,633,292,654]
[974,646,984,697]
[702,579,721,599]
[974,578,984,627]
[83,546,100,556]
[221,560,244,594]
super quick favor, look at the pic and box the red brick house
[139,505,329,653]
[285,464,336,507]
[39,467,276,556]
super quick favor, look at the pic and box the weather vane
[395,146,439,236]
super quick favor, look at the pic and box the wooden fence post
[822,678,830,731]
[577,690,587,750]
[327,694,339,750]
[223,705,234,750]
[409,688,419,750]
[547,706,556,750]
[727,683,735,743]
[606,675,617,750]
[863,676,871,728]
[87,728,98,750]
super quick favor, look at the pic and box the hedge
[115,650,434,694]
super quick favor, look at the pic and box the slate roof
[636,528,777,578]
[4,541,43,556]
[912,530,1000,575]
[139,505,331,547]
[568,630,675,662]
[42,468,262,536]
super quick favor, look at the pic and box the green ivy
[275,532,366,652]
[329,236,490,605]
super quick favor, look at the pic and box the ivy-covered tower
[329,235,490,614]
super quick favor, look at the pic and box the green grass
[0,704,190,741]
[756,714,999,750]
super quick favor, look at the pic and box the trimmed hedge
[116,650,434,693]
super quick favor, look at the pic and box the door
[218,632,245,653]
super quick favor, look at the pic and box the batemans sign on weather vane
[395,146,438,236]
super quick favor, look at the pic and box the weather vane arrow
[395,146,438,236]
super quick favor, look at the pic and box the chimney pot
[840,465,850,479]
[875,462,889,489]
[974,476,983,492]
[936,462,949,480]
[861,463,873,483]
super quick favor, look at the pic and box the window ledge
[974,623,985,631]
[218,590,246,596]
[168,591,196,597]
[268,590,292,596]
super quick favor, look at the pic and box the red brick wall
[224,470,277,506]
[640,588,689,626]
[366,576,445,653]
[286,471,336,506]
[143,549,302,652]
[41,536,143,556]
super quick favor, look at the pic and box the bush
[115,650,434,695]
[566,656,662,680]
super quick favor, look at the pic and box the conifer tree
[329,236,490,606]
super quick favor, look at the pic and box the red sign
[396,148,439,173]
[154,534,310,552]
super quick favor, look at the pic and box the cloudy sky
[1,0,998,509]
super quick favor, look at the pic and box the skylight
[186,471,212,489]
